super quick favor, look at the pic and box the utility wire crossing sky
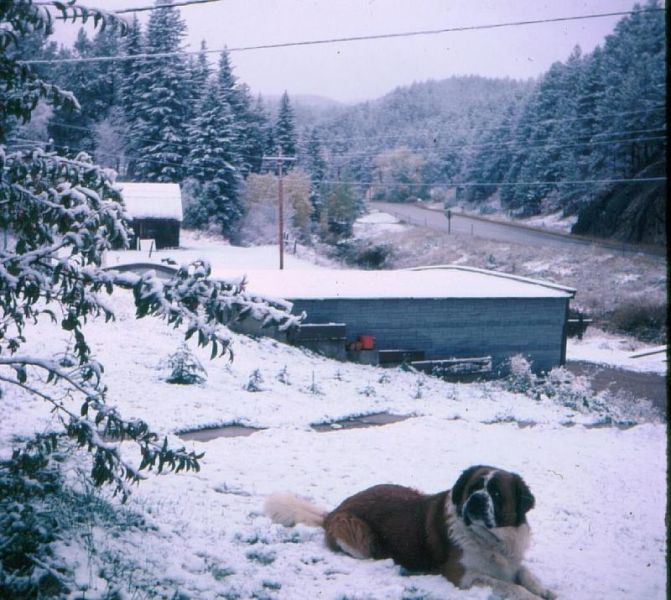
[46,0,658,102]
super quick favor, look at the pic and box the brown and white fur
[264,465,556,600]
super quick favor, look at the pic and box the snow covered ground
[568,328,666,375]
[2,232,667,599]
[106,230,335,275]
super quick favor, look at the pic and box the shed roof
[118,182,183,221]
[223,265,576,300]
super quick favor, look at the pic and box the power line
[317,177,667,188]
[19,7,666,66]
[316,106,667,145]
[114,0,224,14]
[328,133,668,162]
[11,129,666,178]
[37,0,225,16]
[9,137,666,189]
[41,118,667,164]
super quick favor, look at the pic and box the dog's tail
[264,493,329,528]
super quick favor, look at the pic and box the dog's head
[451,465,535,529]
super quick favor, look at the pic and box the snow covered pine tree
[0,1,301,500]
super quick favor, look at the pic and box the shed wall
[290,297,570,373]
[130,218,180,249]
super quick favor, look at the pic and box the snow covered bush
[276,365,291,385]
[243,369,265,392]
[506,356,594,407]
[0,436,68,598]
[539,367,593,411]
[332,238,394,269]
[505,355,539,395]
[164,344,207,385]
[306,371,323,395]
[358,383,376,397]
[0,436,163,599]
[504,357,660,425]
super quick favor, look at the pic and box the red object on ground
[358,335,375,350]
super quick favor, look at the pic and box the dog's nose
[465,492,495,527]
[467,492,488,513]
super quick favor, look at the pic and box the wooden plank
[378,349,426,364]
[411,356,492,376]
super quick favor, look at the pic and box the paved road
[371,201,666,257]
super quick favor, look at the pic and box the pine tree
[119,15,145,178]
[47,26,123,158]
[216,50,270,177]
[2,22,58,144]
[47,29,96,153]
[258,95,276,168]
[216,49,240,110]
[274,91,297,160]
[132,0,190,182]
[236,84,268,175]
[191,40,211,105]
[183,84,243,237]
[461,98,522,205]
[305,127,327,221]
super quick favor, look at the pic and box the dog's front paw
[539,589,557,600]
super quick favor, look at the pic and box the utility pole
[262,149,296,270]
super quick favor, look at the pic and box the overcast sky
[51,0,647,103]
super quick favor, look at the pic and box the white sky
[51,0,647,103]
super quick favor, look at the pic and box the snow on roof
[219,266,576,300]
[118,182,183,221]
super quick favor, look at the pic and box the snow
[0,279,665,599]
[1,240,665,600]
[356,211,401,224]
[353,210,409,235]
[108,231,574,299]
[210,267,574,300]
[222,267,575,300]
[107,230,329,274]
[568,328,667,375]
[117,182,183,220]
[520,211,578,234]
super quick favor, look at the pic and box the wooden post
[262,150,296,270]
[278,148,284,270]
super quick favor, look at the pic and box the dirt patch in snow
[178,424,265,441]
[311,412,411,432]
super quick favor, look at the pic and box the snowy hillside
[1,237,665,599]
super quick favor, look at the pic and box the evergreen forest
[5,0,666,244]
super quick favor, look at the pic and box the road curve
[370,201,666,258]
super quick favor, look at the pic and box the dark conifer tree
[132,1,190,182]
[274,91,297,160]
[188,40,211,114]
[47,29,96,153]
[183,83,243,237]
[120,15,146,178]
[305,127,327,221]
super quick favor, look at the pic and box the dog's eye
[491,489,501,499]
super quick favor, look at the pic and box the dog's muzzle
[463,492,496,528]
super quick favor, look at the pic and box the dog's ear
[515,475,535,525]
[451,465,485,506]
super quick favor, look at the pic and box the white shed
[118,182,183,249]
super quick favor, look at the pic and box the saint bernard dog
[264,465,556,600]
